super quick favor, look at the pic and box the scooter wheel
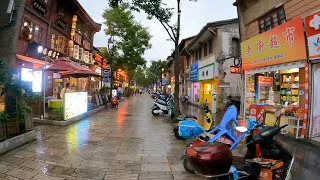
[183,158,195,174]
[174,127,185,140]
[151,107,160,116]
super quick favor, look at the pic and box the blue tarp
[178,120,205,138]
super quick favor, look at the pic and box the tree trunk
[173,0,181,116]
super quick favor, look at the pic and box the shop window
[21,18,42,43]
[209,39,213,54]
[34,25,40,43]
[204,43,208,57]
[195,50,198,61]
[232,38,240,57]
[57,36,67,54]
[73,45,79,59]
[51,34,56,49]
[259,6,286,33]
[83,40,90,50]
[74,33,82,45]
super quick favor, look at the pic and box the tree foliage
[145,60,167,85]
[108,0,197,115]
[102,4,152,71]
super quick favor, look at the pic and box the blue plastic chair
[207,105,243,150]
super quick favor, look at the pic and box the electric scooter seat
[156,100,168,106]
[185,115,198,120]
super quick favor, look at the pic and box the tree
[109,0,197,116]
[145,60,167,89]
[102,4,152,89]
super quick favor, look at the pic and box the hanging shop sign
[31,0,47,15]
[189,61,199,81]
[230,66,241,74]
[27,42,64,62]
[103,68,111,83]
[56,18,68,30]
[219,82,231,88]
[241,18,307,70]
[305,10,320,60]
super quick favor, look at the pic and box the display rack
[280,72,299,105]
[281,116,304,139]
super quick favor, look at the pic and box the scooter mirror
[235,126,248,133]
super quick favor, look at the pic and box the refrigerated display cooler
[255,76,273,104]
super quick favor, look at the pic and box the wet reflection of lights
[65,120,89,151]
[117,101,127,126]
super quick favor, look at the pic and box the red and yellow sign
[241,18,307,70]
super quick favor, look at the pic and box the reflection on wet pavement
[0,94,319,179]
[0,94,200,180]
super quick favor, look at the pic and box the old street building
[0,0,102,97]
[186,19,241,113]
[234,0,320,141]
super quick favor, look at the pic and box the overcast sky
[78,0,237,65]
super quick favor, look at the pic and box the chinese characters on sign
[41,48,60,60]
[240,18,306,70]
[56,18,67,30]
[230,66,241,74]
[269,35,280,48]
[246,45,252,56]
[31,0,47,15]
[256,40,265,52]
[283,27,295,47]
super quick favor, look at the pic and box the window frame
[20,17,42,43]
[259,6,286,33]
[204,43,208,57]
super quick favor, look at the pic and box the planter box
[0,130,36,155]
[24,112,33,132]
[27,99,43,118]
[0,123,6,141]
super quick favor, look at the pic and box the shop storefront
[241,18,308,139]
[198,63,219,112]
[189,62,200,103]
[305,10,320,142]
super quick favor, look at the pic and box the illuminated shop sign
[31,0,47,15]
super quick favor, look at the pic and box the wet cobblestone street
[0,94,319,179]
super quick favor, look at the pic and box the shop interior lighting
[37,46,43,53]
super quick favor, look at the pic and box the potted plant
[0,111,8,141]
[18,101,33,133]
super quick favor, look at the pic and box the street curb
[0,130,37,155]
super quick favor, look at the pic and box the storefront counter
[48,100,63,109]
[64,92,88,120]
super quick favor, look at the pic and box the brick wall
[0,0,26,66]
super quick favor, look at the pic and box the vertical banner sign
[305,10,320,60]
[103,68,111,82]
[189,62,199,81]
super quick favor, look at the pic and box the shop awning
[36,57,85,71]
[16,54,46,65]
[60,70,100,78]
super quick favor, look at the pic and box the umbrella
[36,57,84,71]
[60,69,101,78]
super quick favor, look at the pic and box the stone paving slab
[7,95,320,180]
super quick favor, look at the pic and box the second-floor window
[259,6,286,33]
[198,48,202,59]
[21,18,42,43]
[51,34,67,54]
[204,43,208,57]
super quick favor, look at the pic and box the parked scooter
[110,97,118,108]
[173,104,213,140]
[151,96,173,116]
[183,106,294,180]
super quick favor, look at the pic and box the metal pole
[43,59,46,119]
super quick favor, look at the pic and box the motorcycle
[151,96,173,116]
[173,104,213,140]
[183,106,294,180]
[110,97,118,108]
